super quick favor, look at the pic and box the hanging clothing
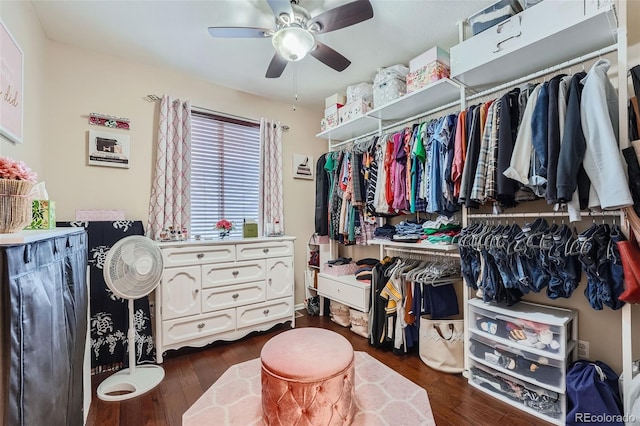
[314,153,329,235]
[556,72,588,205]
[504,84,543,186]
[580,59,633,210]
[496,89,520,208]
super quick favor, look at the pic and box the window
[190,111,260,239]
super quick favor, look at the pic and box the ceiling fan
[208,0,374,78]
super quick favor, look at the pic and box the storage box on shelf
[467,0,523,36]
[467,298,577,426]
[154,238,295,363]
[325,93,346,108]
[407,46,451,93]
[450,0,617,88]
[346,82,373,105]
[338,99,372,124]
[372,64,409,108]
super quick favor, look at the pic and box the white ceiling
[30,0,495,111]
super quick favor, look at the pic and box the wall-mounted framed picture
[0,20,24,144]
[88,130,130,169]
[293,154,313,180]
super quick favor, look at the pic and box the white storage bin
[372,64,409,108]
[468,300,573,358]
[469,361,564,424]
[469,333,566,391]
[329,300,351,327]
[349,309,369,338]
[346,82,373,105]
[450,0,617,87]
[467,0,523,36]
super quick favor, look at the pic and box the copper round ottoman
[260,328,355,425]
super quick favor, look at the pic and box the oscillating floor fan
[97,235,165,401]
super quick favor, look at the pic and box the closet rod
[384,246,460,257]
[330,129,379,149]
[466,43,618,102]
[466,210,622,219]
[380,99,461,133]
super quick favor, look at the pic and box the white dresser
[154,237,295,363]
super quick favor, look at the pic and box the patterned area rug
[183,351,435,426]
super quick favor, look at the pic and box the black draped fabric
[4,230,87,426]
[58,220,155,372]
[315,153,329,236]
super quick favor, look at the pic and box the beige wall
[1,0,326,307]
[0,1,48,174]
[3,0,640,373]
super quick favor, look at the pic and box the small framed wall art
[293,154,313,180]
[87,130,130,169]
[0,20,24,144]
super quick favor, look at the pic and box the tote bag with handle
[419,316,464,373]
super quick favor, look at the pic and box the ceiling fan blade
[265,54,288,78]
[309,42,351,72]
[267,0,293,21]
[310,0,374,34]
[208,27,272,38]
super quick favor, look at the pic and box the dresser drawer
[236,298,293,328]
[162,245,235,267]
[469,361,564,424]
[201,282,266,312]
[468,299,575,361]
[236,241,293,260]
[202,260,265,288]
[469,332,566,391]
[317,274,370,312]
[162,309,236,346]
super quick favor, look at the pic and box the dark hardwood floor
[86,311,547,426]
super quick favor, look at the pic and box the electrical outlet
[578,340,590,359]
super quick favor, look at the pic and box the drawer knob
[263,248,270,253]
[194,288,200,294]
[232,270,239,277]
[268,278,272,285]
[263,309,270,315]
[196,253,204,259]
[232,293,239,299]
[197,323,205,329]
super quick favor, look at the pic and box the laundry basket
[0,179,34,233]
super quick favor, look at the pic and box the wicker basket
[0,179,34,233]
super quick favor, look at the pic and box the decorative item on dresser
[154,237,295,362]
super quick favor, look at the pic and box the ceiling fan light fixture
[272,26,314,62]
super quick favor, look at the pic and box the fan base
[97,365,165,402]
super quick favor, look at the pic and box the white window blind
[190,111,260,239]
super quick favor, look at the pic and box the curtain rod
[145,95,290,131]
[466,43,618,102]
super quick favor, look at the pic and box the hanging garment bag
[419,316,464,373]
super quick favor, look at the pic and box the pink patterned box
[75,209,126,221]
[322,262,359,276]
[406,61,450,93]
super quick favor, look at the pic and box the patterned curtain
[259,118,284,233]
[147,95,192,240]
